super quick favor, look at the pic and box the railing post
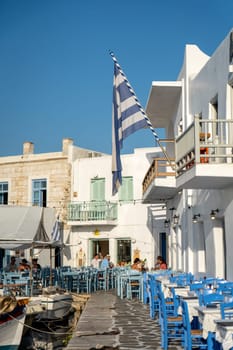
[194,115,200,163]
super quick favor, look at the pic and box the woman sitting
[131,258,142,271]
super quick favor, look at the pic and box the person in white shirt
[91,254,100,268]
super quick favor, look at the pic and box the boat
[32,286,73,320]
[0,295,28,350]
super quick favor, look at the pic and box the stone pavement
[66,289,183,350]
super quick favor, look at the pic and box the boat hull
[0,304,26,350]
[33,293,73,320]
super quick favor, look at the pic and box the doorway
[91,239,109,260]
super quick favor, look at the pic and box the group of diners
[4,256,41,273]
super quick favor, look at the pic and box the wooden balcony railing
[176,116,233,176]
[142,157,176,194]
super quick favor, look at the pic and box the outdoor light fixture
[173,214,179,225]
[192,214,201,223]
[164,219,170,228]
[210,209,219,220]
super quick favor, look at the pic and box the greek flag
[51,218,60,241]
[111,52,158,195]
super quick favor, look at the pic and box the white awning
[0,206,58,250]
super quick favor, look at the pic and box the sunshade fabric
[0,205,58,249]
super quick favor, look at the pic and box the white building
[143,29,233,279]
[65,147,166,269]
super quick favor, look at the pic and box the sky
[0,0,233,157]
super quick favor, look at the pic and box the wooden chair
[181,299,208,350]
[126,274,142,300]
[147,275,159,319]
[158,290,184,349]
[199,291,224,307]
[220,300,233,319]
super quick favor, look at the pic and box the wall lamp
[173,214,179,225]
[210,209,219,220]
[192,214,201,223]
[164,219,170,228]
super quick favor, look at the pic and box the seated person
[32,258,41,271]
[4,256,18,272]
[154,255,167,270]
[131,257,142,271]
[18,258,31,271]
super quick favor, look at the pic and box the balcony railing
[67,201,118,222]
[142,157,176,195]
[176,116,233,176]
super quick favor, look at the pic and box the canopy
[0,205,59,250]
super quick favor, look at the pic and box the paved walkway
[66,289,183,350]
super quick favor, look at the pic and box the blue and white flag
[111,52,159,195]
[51,217,61,241]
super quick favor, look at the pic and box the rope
[7,312,74,336]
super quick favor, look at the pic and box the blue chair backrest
[181,299,191,333]
[190,281,204,292]
[220,300,233,319]
[199,292,224,306]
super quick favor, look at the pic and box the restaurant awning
[0,205,59,250]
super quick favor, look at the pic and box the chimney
[23,142,34,155]
[62,138,73,155]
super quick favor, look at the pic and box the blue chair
[199,292,224,307]
[217,281,233,296]
[158,290,184,350]
[169,273,193,286]
[97,269,108,290]
[189,281,205,294]
[77,271,90,294]
[126,274,142,300]
[142,273,149,304]
[147,274,159,319]
[220,300,233,319]
[181,299,208,350]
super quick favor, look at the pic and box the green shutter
[119,177,133,202]
[91,178,105,201]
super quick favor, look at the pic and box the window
[118,177,133,203]
[0,182,8,204]
[90,178,105,201]
[32,179,47,207]
[117,240,131,264]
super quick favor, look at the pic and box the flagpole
[109,51,175,171]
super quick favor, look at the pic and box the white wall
[66,147,165,269]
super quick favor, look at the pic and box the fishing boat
[0,295,28,350]
[32,287,73,320]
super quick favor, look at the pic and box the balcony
[176,116,233,189]
[142,156,176,203]
[67,201,118,226]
